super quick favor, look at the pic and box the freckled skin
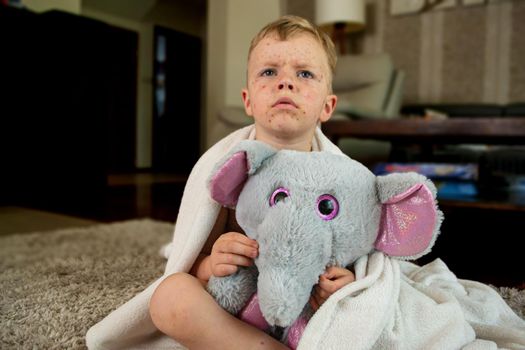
[241,33,337,150]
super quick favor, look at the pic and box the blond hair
[248,15,337,81]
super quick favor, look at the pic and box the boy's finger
[318,278,339,294]
[217,252,254,267]
[323,266,354,280]
[217,240,258,258]
[319,274,354,292]
[213,263,238,277]
[223,232,259,247]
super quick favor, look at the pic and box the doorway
[153,26,202,174]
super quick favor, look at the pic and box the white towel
[299,253,525,350]
[86,124,342,349]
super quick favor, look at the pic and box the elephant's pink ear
[209,151,248,207]
[375,183,438,259]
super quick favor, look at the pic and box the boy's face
[242,33,337,142]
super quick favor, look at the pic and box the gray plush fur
[208,266,258,315]
[207,140,442,328]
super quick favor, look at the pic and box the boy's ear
[320,93,337,122]
[242,89,253,116]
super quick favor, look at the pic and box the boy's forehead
[249,33,329,72]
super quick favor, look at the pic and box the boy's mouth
[272,97,298,109]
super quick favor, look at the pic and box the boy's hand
[309,266,355,311]
[210,232,259,277]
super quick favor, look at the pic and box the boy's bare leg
[150,272,288,350]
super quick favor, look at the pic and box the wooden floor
[101,172,187,222]
[0,172,187,235]
[0,206,98,236]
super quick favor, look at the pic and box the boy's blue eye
[298,70,314,79]
[261,69,276,77]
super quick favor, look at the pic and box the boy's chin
[260,122,312,139]
[255,112,318,132]
[267,111,310,124]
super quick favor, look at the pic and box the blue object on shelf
[436,181,478,199]
[373,162,478,181]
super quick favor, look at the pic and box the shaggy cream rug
[0,219,523,349]
[0,219,172,349]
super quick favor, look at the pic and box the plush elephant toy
[206,140,442,345]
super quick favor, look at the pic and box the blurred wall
[286,0,525,105]
[23,0,81,14]
[206,0,284,148]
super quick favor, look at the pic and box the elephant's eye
[269,187,290,206]
[316,194,339,220]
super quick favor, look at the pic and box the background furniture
[323,118,525,146]
[322,117,525,287]
[331,53,405,166]
[0,6,137,215]
[331,53,405,120]
[401,103,525,118]
[315,0,366,55]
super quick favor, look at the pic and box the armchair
[331,53,405,165]
[331,53,405,120]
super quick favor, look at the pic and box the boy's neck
[254,128,314,152]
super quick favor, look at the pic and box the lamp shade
[315,0,366,34]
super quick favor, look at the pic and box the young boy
[86,15,354,350]
[149,15,354,350]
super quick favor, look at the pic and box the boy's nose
[278,81,294,90]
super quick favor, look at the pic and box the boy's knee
[149,272,203,340]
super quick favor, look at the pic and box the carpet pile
[1,219,172,349]
[0,219,523,349]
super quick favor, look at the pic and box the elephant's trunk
[249,205,333,327]
[257,267,320,327]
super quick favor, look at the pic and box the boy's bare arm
[190,207,228,281]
